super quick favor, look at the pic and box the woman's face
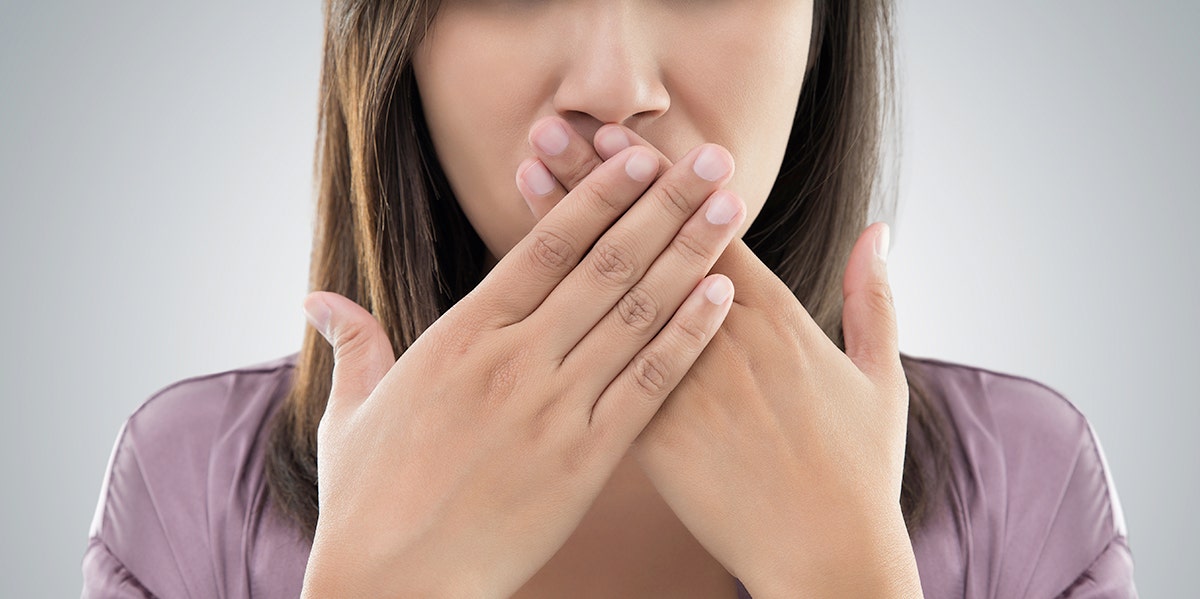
[412,0,814,272]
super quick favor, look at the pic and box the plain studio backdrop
[1,2,1195,597]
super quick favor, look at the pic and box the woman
[81,0,1138,597]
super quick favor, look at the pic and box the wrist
[300,549,386,599]
[744,506,924,599]
[301,539,491,599]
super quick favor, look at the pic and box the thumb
[841,222,901,384]
[302,291,397,412]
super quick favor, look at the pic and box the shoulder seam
[905,354,1129,584]
[907,355,1129,576]
[87,354,297,594]
[902,354,1090,424]
[128,356,297,423]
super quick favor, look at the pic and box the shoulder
[903,355,1136,597]
[91,351,299,541]
[906,354,1097,448]
[93,350,299,514]
[121,351,298,444]
[83,352,299,598]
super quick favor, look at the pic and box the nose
[551,6,671,141]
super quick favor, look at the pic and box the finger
[518,123,669,220]
[587,274,734,443]
[563,188,746,390]
[527,142,736,358]
[594,125,674,173]
[596,125,751,280]
[302,291,397,414]
[594,125,763,284]
[515,157,565,221]
[529,116,606,195]
[471,145,660,328]
[516,117,608,221]
[841,222,902,383]
[600,126,796,314]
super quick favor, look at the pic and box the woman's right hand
[299,129,746,598]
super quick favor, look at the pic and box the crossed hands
[299,116,923,599]
[513,116,924,598]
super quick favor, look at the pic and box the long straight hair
[267,0,955,543]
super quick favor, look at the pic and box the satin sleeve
[1010,409,1140,598]
[81,536,157,599]
[961,368,1141,598]
[80,378,223,599]
[1055,534,1137,598]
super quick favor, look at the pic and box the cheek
[666,17,808,230]
[415,31,543,257]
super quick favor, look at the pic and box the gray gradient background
[1,2,1194,597]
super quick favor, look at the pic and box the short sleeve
[1048,419,1138,598]
[81,355,303,599]
[81,536,157,599]
[985,373,1139,598]
[80,374,229,599]
[81,416,187,598]
[1055,535,1137,598]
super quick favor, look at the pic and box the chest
[509,524,742,598]
[509,456,743,599]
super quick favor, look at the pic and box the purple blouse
[80,352,1138,598]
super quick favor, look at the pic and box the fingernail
[303,298,332,340]
[532,121,569,156]
[693,146,732,182]
[522,161,556,196]
[705,191,740,225]
[597,127,630,155]
[874,223,890,262]
[705,277,732,305]
[625,149,658,182]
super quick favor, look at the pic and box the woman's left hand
[517,118,924,598]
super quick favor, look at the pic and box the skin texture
[518,125,924,597]
[301,0,924,596]
[300,125,749,596]
[411,0,813,272]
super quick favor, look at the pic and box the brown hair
[267,0,955,543]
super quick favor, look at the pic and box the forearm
[742,508,924,599]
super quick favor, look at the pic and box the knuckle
[669,228,711,268]
[525,392,566,447]
[558,433,595,477]
[654,179,695,220]
[331,322,386,374]
[561,157,598,191]
[865,280,895,314]
[529,227,576,272]
[615,284,660,334]
[476,348,530,411]
[671,313,710,352]
[576,176,625,216]
[587,238,639,286]
[475,343,537,408]
[332,320,370,358]
[630,350,671,397]
[430,324,474,361]
[484,353,523,403]
[453,294,508,332]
